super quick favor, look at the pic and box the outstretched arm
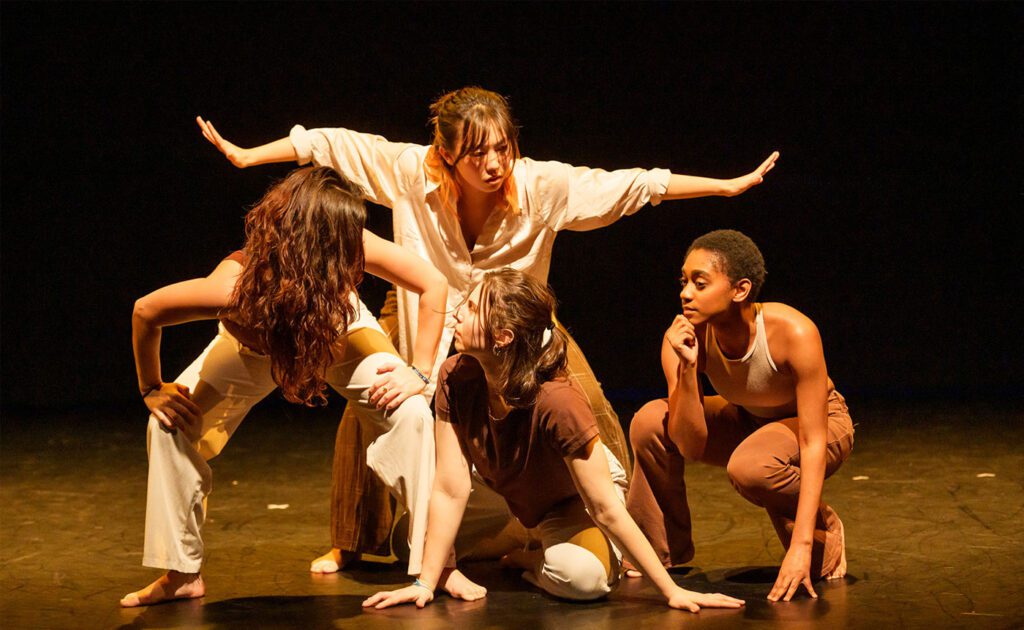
[196,117,297,168]
[767,318,830,602]
[132,260,239,434]
[547,151,780,233]
[363,230,448,409]
[566,437,744,612]
[196,117,416,208]
[662,151,779,200]
[363,413,473,610]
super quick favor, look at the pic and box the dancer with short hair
[625,229,854,602]
[362,269,746,611]
[121,166,448,606]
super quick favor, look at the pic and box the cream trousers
[142,300,434,574]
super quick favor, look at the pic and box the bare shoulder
[761,303,824,370]
[211,257,243,276]
[206,258,243,294]
[762,302,820,341]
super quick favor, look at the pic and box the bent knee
[628,399,669,451]
[146,414,176,450]
[385,395,433,431]
[726,452,779,496]
[355,390,432,434]
[538,543,612,601]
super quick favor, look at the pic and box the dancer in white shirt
[197,87,777,591]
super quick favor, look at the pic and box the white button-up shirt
[290,125,670,388]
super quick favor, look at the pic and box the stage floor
[2,399,1022,629]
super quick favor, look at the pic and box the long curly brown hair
[229,166,367,406]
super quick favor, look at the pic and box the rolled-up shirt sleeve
[289,125,422,209]
[531,159,672,232]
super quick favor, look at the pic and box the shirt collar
[423,158,441,195]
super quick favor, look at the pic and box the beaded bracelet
[409,365,431,386]
[412,577,435,592]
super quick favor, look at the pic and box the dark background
[2,2,1020,412]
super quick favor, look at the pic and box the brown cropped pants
[625,390,854,576]
[330,290,632,554]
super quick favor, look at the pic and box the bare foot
[499,548,542,571]
[120,571,204,607]
[309,548,359,574]
[439,567,487,601]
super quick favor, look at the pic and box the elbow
[439,477,471,504]
[428,273,448,298]
[590,501,626,531]
[799,440,827,467]
[666,423,705,462]
[420,274,449,308]
[133,297,153,327]
[679,444,703,463]
[675,440,704,463]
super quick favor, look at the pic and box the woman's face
[679,248,742,324]
[452,124,512,194]
[454,285,490,355]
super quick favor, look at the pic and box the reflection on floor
[2,398,1022,629]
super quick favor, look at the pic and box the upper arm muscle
[363,230,445,295]
[135,260,239,327]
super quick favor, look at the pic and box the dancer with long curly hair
[197,86,778,579]
[120,166,448,606]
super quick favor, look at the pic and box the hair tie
[541,327,553,348]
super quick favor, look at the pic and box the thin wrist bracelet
[409,365,431,386]
[140,383,161,397]
[413,577,435,592]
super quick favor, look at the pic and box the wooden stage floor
[2,399,1022,629]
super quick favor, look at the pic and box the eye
[679,278,687,287]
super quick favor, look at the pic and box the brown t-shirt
[434,355,599,528]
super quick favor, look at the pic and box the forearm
[791,443,826,547]
[593,503,681,600]
[410,282,447,373]
[132,310,163,393]
[236,137,297,168]
[415,488,468,588]
[666,366,707,460]
[663,173,736,200]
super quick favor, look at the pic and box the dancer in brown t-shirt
[363,268,746,612]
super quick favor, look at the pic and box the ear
[493,328,515,351]
[438,146,455,166]
[732,279,753,303]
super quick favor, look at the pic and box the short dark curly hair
[685,229,767,301]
